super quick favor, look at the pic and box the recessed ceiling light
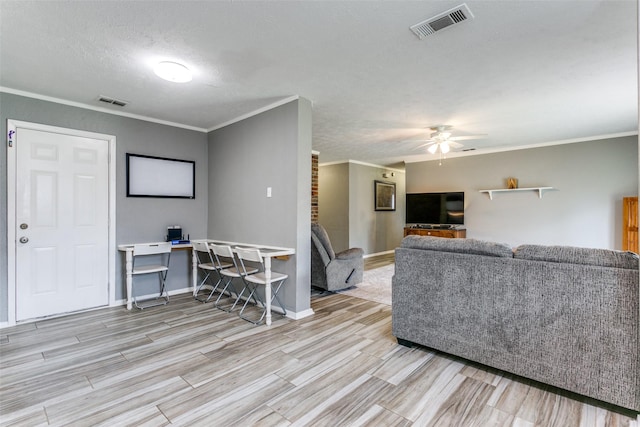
[154,61,192,83]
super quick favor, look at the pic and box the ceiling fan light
[427,144,438,154]
[441,142,450,153]
[154,61,192,83]
[440,132,451,139]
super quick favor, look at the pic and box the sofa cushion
[400,235,513,258]
[513,244,639,270]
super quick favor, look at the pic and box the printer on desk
[166,226,189,244]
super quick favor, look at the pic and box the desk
[118,240,295,326]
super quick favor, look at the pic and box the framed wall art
[374,180,396,211]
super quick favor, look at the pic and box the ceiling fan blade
[400,139,431,143]
[449,134,488,141]
[412,141,436,150]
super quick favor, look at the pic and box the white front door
[14,127,110,321]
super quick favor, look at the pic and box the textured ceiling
[0,1,637,166]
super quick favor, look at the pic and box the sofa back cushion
[400,235,513,258]
[514,244,639,270]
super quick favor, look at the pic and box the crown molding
[0,86,208,132]
[1,88,302,134]
[206,95,300,132]
[319,159,406,173]
[404,131,639,163]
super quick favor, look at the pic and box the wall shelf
[479,187,556,200]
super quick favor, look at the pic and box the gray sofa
[311,223,364,291]
[392,235,640,411]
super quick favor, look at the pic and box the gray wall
[318,161,405,254]
[406,136,638,249]
[0,93,209,322]
[207,98,312,315]
[349,163,405,254]
[318,163,350,252]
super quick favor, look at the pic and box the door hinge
[8,130,15,147]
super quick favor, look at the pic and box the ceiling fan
[411,125,487,165]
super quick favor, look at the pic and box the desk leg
[264,256,272,326]
[191,247,198,297]
[125,249,133,310]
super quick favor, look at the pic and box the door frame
[6,119,117,326]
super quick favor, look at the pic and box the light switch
[267,187,272,198]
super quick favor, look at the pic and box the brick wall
[311,152,318,224]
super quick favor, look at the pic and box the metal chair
[131,242,172,309]
[210,243,258,312]
[235,247,288,325]
[192,240,231,303]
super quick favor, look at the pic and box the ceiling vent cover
[98,95,128,107]
[410,3,474,39]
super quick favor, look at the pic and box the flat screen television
[406,192,464,225]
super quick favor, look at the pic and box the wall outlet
[267,187,272,198]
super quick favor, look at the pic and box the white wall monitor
[126,153,195,198]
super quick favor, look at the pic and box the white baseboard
[2,287,314,329]
[113,287,193,306]
[286,308,315,320]
[116,287,315,321]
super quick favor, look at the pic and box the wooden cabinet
[623,197,638,253]
[404,227,466,238]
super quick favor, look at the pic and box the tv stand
[404,227,466,238]
[432,224,453,230]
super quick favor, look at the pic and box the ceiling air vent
[410,3,474,39]
[98,95,128,107]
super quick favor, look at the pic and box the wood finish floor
[364,252,395,270]
[1,259,638,426]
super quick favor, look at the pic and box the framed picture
[374,180,396,211]
[126,153,195,198]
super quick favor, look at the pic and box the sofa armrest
[326,253,364,290]
[336,248,364,260]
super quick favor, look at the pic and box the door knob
[19,237,29,244]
